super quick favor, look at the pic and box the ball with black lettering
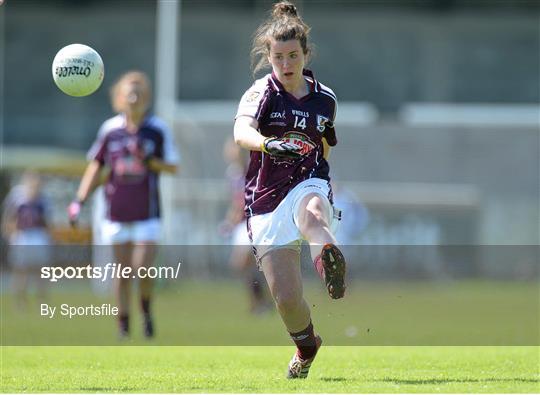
[52,44,104,97]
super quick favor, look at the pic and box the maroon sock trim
[141,297,151,317]
[289,321,318,360]
[118,314,129,333]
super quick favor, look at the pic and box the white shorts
[248,178,340,261]
[9,229,52,268]
[100,218,161,244]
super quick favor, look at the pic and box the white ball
[52,44,104,97]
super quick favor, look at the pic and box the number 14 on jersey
[294,116,307,130]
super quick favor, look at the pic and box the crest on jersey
[316,114,331,133]
[246,91,260,103]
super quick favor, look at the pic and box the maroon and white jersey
[3,186,48,231]
[235,69,337,217]
[87,114,180,222]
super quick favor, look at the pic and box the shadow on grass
[320,377,348,382]
[377,377,539,385]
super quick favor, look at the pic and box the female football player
[2,171,51,307]
[234,1,347,379]
[68,71,179,339]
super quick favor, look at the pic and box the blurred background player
[234,1,346,379]
[220,138,271,315]
[67,71,179,339]
[332,182,369,246]
[1,171,51,308]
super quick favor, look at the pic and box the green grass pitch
[1,280,539,392]
[2,346,539,393]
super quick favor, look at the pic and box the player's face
[23,173,41,200]
[268,39,305,86]
[118,80,150,115]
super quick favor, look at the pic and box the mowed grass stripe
[1,346,538,393]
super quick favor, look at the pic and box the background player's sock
[118,314,129,336]
[141,297,154,337]
[250,273,263,299]
[289,321,318,360]
[141,297,151,317]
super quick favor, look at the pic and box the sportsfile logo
[41,262,182,282]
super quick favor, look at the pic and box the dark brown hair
[251,1,312,76]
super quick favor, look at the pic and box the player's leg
[261,248,308,330]
[113,242,133,337]
[297,192,336,247]
[231,244,270,314]
[9,243,31,308]
[296,193,346,299]
[260,248,322,378]
[31,266,47,303]
[131,241,157,337]
[247,261,272,314]
[10,266,29,308]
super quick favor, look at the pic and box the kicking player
[234,1,346,379]
[68,71,179,339]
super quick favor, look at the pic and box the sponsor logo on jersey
[316,114,331,133]
[283,132,316,156]
[108,141,123,152]
[270,110,285,119]
[270,132,316,165]
[292,109,309,117]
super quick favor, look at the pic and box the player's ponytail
[251,1,312,76]
[272,1,298,19]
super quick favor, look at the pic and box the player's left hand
[67,199,83,227]
[261,137,302,159]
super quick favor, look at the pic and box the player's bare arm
[235,116,302,158]
[233,115,264,151]
[146,158,178,174]
[322,138,331,160]
[76,160,102,203]
[1,209,17,238]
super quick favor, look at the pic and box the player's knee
[300,194,330,225]
[299,208,328,234]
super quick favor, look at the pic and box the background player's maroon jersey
[3,186,48,230]
[88,114,179,222]
[235,69,337,217]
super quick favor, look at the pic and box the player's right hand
[261,137,302,159]
[67,199,83,227]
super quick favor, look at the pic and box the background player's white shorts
[8,229,52,268]
[248,178,340,261]
[101,218,161,244]
[232,222,251,246]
